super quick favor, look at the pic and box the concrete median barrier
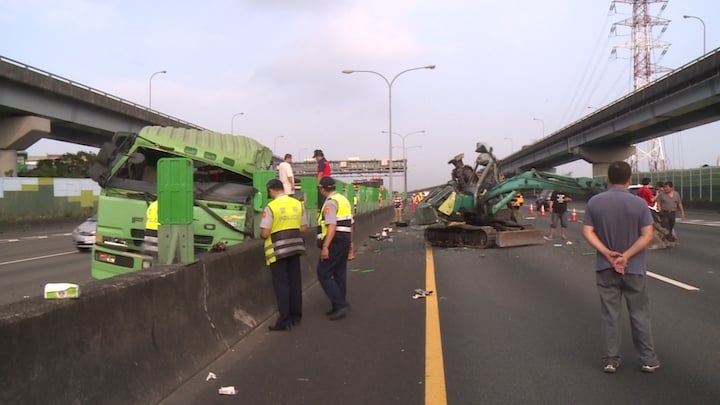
[0,207,393,405]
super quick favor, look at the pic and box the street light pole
[342,65,435,194]
[230,112,244,134]
[683,15,707,54]
[148,70,167,109]
[273,135,284,157]
[532,118,545,137]
[503,137,514,152]
[382,130,425,194]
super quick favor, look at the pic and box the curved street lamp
[382,130,425,194]
[273,135,285,157]
[149,70,167,109]
[342,65,436,194]
[230,112,244,134]
[683,15,707,54]
[532,118,545,137]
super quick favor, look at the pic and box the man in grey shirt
[582,161,660,374]
[654,181,685,242]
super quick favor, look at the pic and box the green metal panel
[252,170,277,210]
[301,177,318,209]
[157,158,193,225]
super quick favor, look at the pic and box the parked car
[72,215,96,251]
[535,190,553,212]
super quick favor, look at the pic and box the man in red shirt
[637,177,654,208]
[314,149,331,208]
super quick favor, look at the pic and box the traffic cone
[570,207,577,222]
[528,203,534,215]
[540,204,546,217]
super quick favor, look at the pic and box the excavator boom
[417,141,606,248]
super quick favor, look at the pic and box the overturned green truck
[88,126,273,279]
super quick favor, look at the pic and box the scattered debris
[210,242,227,252]
[412,288,434,299]
[206,372,217,381]
[581,252,595,256]
[553,243,563,247]
[44,283,80,299]
[218,386,237,396]
[565,240,573,245]
[297,377,311,382]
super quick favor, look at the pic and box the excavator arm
[416,141,607,248]
[483,170,605,215]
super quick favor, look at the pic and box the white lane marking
[647,271,700,291]
[0,251,78,267]
[0,233,72,244]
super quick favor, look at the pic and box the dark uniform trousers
[317,232,351,311]
[269,254,302,327]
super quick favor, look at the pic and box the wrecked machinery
[415,142,605,248]
[88,126,273,279]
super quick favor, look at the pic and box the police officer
[316,177,353,320]
[260,179,307,331]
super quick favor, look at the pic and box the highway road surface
[156,208,720,405]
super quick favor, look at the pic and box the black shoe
[268,324,291,331]
[325,308,336,316]
[291,319,301,326]
[327,307,348,320]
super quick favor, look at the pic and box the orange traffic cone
[528,203,534,215]
[540,204,546,217]
[570,207,577,222]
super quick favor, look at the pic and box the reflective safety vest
[317,192,353,241]
[145,200,159,231]
[264,195,306,265]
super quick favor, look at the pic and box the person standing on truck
[143,200,159,266]
[277,153,295,196]
[260,179,307,331]
[314,149,331,208]
[316,177,353,321]
[581,160,659,374]
[545,190,572,240]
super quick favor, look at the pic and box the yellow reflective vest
[145,200,159,231]
[318,192,353,241]
[264,195,306,265]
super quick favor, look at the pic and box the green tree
[19,151,97,178]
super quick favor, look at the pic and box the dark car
[535,190,553,212]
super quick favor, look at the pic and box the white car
[72,216,96,251]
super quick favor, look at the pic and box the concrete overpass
[500,48,720,177]
[0,55,206,176]
[2,49,718,180]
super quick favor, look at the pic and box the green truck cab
[88,126,273,279]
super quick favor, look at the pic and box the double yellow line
[424,243,447,404]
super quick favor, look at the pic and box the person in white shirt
[278,153,295,196]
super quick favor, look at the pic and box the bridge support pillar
[573,144,635,178]
[0,116,51,176]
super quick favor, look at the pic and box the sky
[1,0,718,191]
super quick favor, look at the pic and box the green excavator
[415,142,606,248]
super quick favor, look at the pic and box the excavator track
[425,222,545,248]
[424,223,497,248]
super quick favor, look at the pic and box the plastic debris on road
[412,288,433,299]
[44,283,80,299]
[218,386,237,395]
[206,372,217,381]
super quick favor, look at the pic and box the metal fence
[631,167,718,202]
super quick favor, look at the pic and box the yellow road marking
[425,243,447,405]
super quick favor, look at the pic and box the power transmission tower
[610,0,671,171]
